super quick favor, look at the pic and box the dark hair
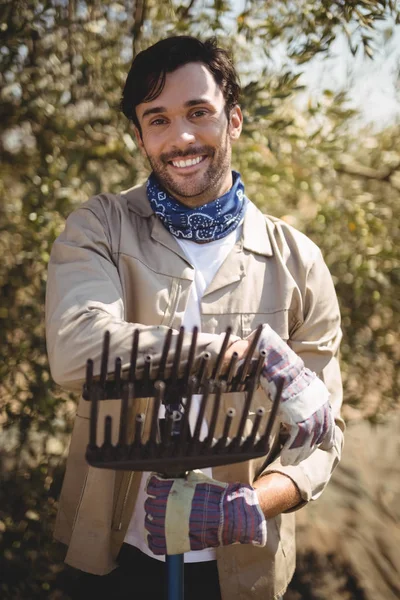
[120,36,241,132]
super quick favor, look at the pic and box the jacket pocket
[241,311,292,341]
[56,414,91,539]
[270,513,295,560]
[161,277,181,328]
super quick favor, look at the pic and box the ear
[228,105,243,141]
[133,125,147,156]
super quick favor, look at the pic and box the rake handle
[166,554,184,600]
[164,472,184,600]
[162,411,187,600]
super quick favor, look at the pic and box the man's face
[134,62,242,207]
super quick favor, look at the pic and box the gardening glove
[252,324,335,466]
[144,470,267,556]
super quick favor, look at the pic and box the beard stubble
[145,132,232,206]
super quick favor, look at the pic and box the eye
[191,109,208,118]
[150,117,167,126]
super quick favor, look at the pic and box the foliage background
[0,1,399,598]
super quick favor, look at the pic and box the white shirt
[124,226,241,562]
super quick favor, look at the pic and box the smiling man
[45,37,344,600]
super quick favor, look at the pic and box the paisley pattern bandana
[146,170,248,243]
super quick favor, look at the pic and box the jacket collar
[122,181,274,258]
[242,201,273,257]
[122,182,190,263]
[123,182,154,218]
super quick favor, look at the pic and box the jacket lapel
[124,182,193,269]
[150,217,192,266]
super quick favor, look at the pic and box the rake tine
[252,349,267,385]
[149,381,164,448]
[114,357,122,397]
[197,352,211,392]
[235,324,263,390]
[143,355,152,386]
[183,326,198,385]
[118,382,132,447]
[102,415,113,461]
[85,358,94,396]
[190,379,212,452]
[89,382,99,448]
[99,331,110,391]
[216,408,236,451]
[259,377,284,452]
[157,328,173,381]
[104,415,112,445]
[247,350,263,381]
[133,414,145,449]
[128,329,140,383]
[178,376,196,455]
[225,352,239,390]
[211,327,232,380]
[245,407,266,448]
[234,375,258,443]
[170,326,185,388]
[204,381,225,450]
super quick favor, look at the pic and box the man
[46,36,344,600]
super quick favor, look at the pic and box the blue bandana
[146,171,248,243]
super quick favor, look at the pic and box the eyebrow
[141,97,213,120]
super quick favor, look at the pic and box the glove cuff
[279,375,330,423]
[220,483,267,547]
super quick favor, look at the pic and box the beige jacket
[45,183,344,600]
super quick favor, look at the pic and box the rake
[84,325,283,600]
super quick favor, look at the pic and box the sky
[299,25,400,129]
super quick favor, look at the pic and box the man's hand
[144,471,267,556]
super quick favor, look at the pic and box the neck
[162,172,234,208]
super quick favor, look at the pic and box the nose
[169,118,196,150]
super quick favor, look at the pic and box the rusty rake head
[85,374,282,473]
[84,325,283,473]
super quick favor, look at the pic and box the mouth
[168,155,208,171]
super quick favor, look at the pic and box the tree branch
[335,160,400,190]
[177,0,198,21]
[132,0,147,55]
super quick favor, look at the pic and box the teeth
[172,156,203,168]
